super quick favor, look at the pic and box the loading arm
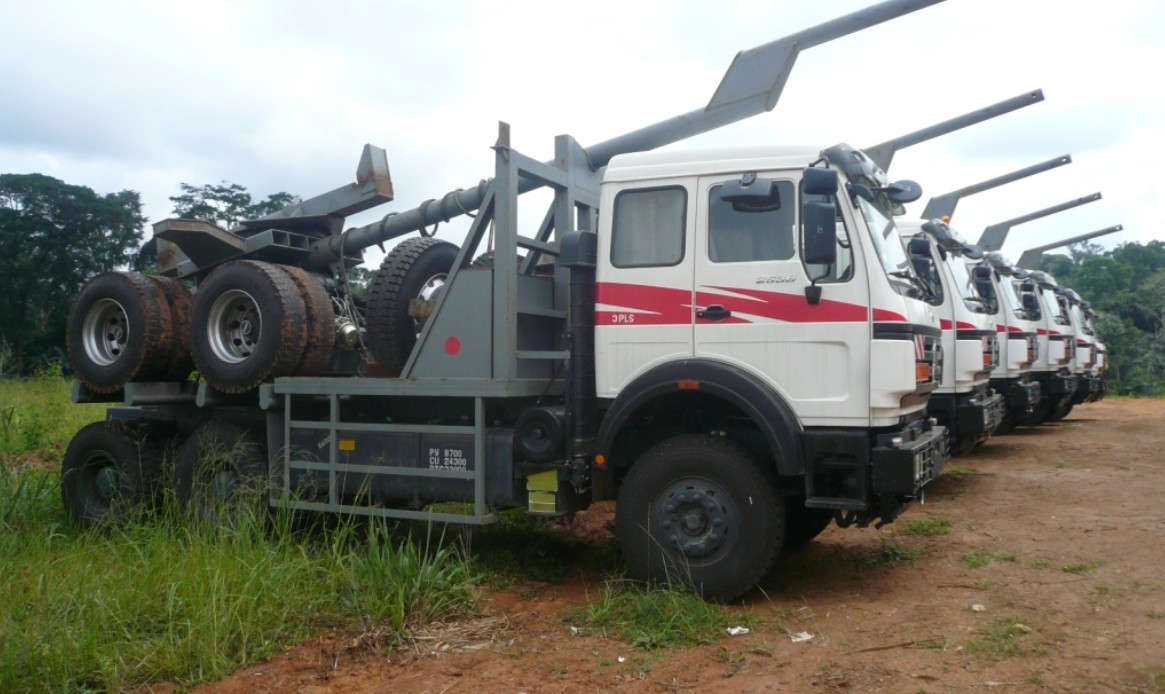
[977,193,1102,252]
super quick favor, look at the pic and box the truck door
[692,173,870,426]
[594,181,696,397]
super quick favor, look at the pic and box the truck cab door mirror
[972,264,993,281]
[907,237,931,258]
[911,255,936,286]
[1021,291,1040,315]
[801,167,839,196]
[802,201,838,266]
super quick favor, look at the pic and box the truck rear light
[915,362,932,383]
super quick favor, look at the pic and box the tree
[0,174,145,372]
[169,182,299,230]
[1042,241,1165,395]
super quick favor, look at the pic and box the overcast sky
[2,0,1162,269]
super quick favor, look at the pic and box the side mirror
[972,265,993,281]
[911,255,935,283]
[802,201,838,265]
[1021,292,1040,314]
[885,179,923,204]
[802,167,839,196]
[1020,280,1036,293]
[907,237,930,258]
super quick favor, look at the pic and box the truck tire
[148,276,195,381]
[191,260,307,393]
[366,237,458,376]
[615,434,785,602]
[67,272,173,392]
[172,420,267,524]
[60,420,164,528]
[1048,401,1074,421]
[280,265,335,376]
[782,504,834,550]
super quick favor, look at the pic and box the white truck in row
[57,0,1102,601]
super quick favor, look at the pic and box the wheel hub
[82,298,130,366]
[207,289,262,363]
[656,484,728,559]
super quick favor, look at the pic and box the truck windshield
[950,257,991,313]
[857,196,917,297]
[1005,278,1036,321]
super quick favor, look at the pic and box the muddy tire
[148,276,195,381]
[172,420,268,524]
[60,420,164,528]
[67,272,173,392]
[366,238,458,376]
[615,434,785,602]
[191,260,307,393]
[280,265,335,376]
[1048,401,1074,422]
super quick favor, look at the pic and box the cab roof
[603,146,823,183]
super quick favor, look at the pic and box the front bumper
[871,417,948,497]
[956,388,1006,436]
[992,376,1041,413]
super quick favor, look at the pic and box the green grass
[0,471,480,692]
[902,517,952,536]
[960,552,1017,569]
[572,584,729,650]
[849,540,924,579]
[963,616,1034,656]
[0,374,481,692]
[0,368,106,466]
[1063,561,1101,574]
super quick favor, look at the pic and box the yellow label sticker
[338,439,356,452]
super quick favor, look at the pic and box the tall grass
[0,373,480,692]
[0,366,105,466]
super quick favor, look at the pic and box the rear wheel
[172,420,267,524]
[60,421,163,528]
[615,434,784,602]
[149,276,194,381]
[67,272,173,392]
[366,238,458,376]
[191,260,307,393]
[280,265,335,376]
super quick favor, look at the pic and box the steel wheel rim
[81,449,119,513]
[207,289,262,364]
[655,478,733,561]
[82,298,129,366]
[412,273,447,336]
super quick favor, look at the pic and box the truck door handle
[697,304,732,321]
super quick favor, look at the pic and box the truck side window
[707,182,796,263]
[611,187,686,268]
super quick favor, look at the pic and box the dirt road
[198,399,1165,693]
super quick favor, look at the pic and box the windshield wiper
[888,270,932,300]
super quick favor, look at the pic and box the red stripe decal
[596,282,921,326]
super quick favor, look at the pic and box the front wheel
[615,434,784,602]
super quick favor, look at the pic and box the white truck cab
[1060,288,1104,410]
[897,219,1005,453]
[980,252,1042,431]
[1018,270,1078,424]
[595,143,948,530]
